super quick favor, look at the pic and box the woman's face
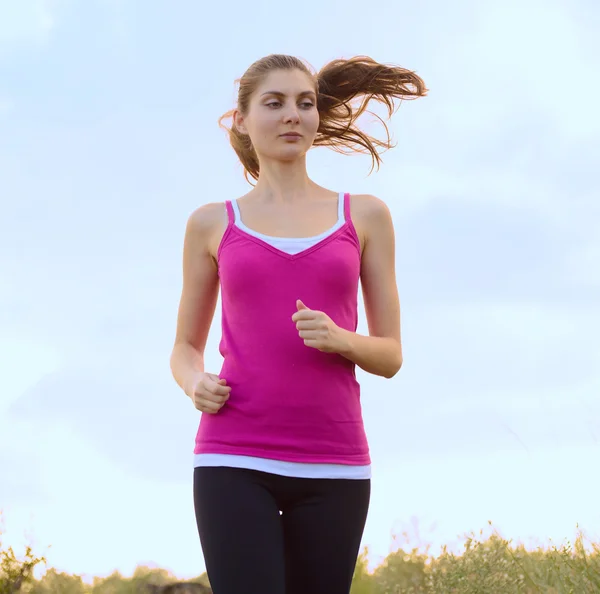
[235,68,320,163]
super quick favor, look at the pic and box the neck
[251,156,317,203]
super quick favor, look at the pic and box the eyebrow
[260,90,316,98]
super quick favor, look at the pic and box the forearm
[338,330,402,378]
[170,342,205,397]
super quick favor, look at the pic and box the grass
[352,522,600,593]
[3,516,600,593]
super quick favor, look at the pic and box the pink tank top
[194,193,371,465]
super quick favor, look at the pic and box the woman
[170,54,427,594]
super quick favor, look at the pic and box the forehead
[256,69,316,95]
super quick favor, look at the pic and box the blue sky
[1,0,599,583]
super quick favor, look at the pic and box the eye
[265,101,314,109]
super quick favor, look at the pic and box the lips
[281,133,302,137]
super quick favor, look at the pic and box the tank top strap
[343,192,352,222]
[224,200,235,225]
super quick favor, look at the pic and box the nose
[283,105,300,125]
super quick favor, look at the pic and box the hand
[291,299,349,354]
[187,372,231,414]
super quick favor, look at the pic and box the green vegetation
[351,522,600,593]
[2,517,599,593]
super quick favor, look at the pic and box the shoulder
[348,194,394,245]
[187,201,228,233]
[185,202,230,256]
[350,193,392,223]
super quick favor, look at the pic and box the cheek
[307,110,320,133]
[255,114,280,138]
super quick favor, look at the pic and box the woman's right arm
[170,203,223,399]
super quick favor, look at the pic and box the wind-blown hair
[219,54,428,183]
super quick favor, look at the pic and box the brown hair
[219,54,428,184]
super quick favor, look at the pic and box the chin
[264,147,306,160]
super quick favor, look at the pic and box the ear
[233,109,248,136]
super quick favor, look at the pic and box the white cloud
[564,236,600,288]
[436,0,600,141]
[99,0,128,41]
[375,0,600,226]
[0,425,203,582]
[0,96,13,114]
[0,0,54,49]
[0,334,63,413]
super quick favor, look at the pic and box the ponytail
[219,54,427,184]
[315,56,427,172]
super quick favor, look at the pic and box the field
[2,522,599,593]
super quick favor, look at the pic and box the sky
[1,0,599,584]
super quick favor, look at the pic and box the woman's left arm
[338,195,403,378]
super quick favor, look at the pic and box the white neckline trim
[231,192,345,242]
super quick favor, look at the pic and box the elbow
[169,343,180,372]
[384,356,403,379]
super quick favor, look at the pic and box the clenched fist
[187,372,231,414]
[291,299,349,354]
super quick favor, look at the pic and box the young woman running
[170,54,427,594]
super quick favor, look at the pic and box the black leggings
[193,466,370,594]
